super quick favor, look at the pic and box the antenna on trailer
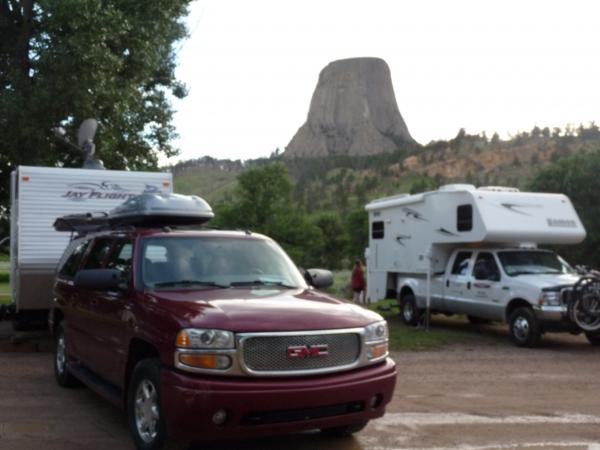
[52,118,105,170]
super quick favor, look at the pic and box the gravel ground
[1,322,599,450]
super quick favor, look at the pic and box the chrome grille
[242,333,361,372]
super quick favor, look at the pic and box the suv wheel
[585,332,600,346]
[128,359,187,450]
[322,421,368,437]
[508,307,541,347]
[399,294,421,326]
[54,322,79,387]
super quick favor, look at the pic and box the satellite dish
[77,118,98,147]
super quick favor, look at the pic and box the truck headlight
[176,328,235,349]
[364,321,389,361]
[539,291,561,306]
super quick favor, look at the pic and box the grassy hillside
[169,124,600,213]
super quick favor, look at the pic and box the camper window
[457,204,473,232]
[451,251,472,276]
[372,221,384,239]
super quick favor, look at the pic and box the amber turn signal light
[176,330,190,348]
[178,353,231,370]
[368,342,388,360]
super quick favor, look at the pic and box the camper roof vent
[478,186,520,193]
[438,184,476,192]
[54,193,214,234]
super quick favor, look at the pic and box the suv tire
[508,307,541,347]
[322,421,368,437]
[54,322,80,388]
[400,294,421,326]
[585,332,600,346]
[127,359,187,450]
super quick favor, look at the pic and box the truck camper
[365,184,594,346]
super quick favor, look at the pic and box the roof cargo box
[108,192,214,226]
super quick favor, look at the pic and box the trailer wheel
[508,307,541,347]
[585,332,600,346]
[400,294,421,326]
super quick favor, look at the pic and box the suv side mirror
[74,269,126,291]
[304,268,333,289]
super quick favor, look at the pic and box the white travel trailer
[365,184,591,346]
[8,166,173,325]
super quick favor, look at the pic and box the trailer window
[372,221,384,239]
[59,240,90,278]
[457,204,473,232]
[451,252,472,276]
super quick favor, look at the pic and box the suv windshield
[497,250,575,276]
[141,236,307,289]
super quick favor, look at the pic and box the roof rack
[53,193,214,236]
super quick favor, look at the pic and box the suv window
[451,251,472,276]
[106,240,133,278]
[473,252,501,282]
[83,238,114,270]
[58,239,90,278]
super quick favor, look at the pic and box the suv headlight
[364,321,389,361]
[175,329,235,372]
[176,328,235,349]
[539,291,561,307]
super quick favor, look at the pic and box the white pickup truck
[365,184,592,347]
[397,247,595,347]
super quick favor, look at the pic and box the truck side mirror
[74,268,126,291]
[304,268,333,289]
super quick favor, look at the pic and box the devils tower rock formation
[284,57,414,159]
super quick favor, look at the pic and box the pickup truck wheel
[508,307,541,347]
[400,294,421,326]
[585,332,600,346]
[128,359,187,450]
[321,421,368,437]
[54,322,80,388]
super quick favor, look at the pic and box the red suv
[50,228,396,449]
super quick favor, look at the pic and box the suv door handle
[446,280,449,288]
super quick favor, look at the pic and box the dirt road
[1,324,600,450]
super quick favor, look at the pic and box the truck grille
[241,332,361,373]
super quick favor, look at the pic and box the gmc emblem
[287,344,329,359]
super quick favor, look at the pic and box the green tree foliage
[212,164,325,267]
[0,0,191,218]
[529,148,600,267]
[344,208,368,263]
[311,212,348,269]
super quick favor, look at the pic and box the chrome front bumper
[532,305,567,322]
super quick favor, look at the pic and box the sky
[167,0,600,164]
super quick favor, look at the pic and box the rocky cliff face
[284,57,414,159]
